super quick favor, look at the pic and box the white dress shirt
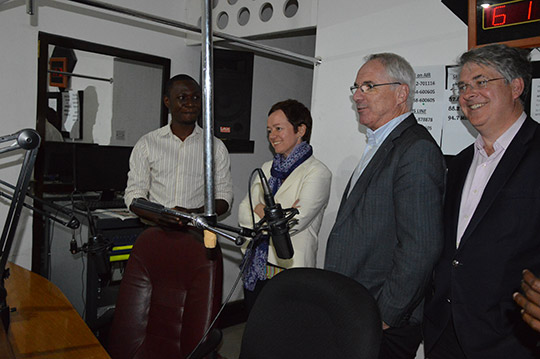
[124,124,233,209]
[456,112,526,247]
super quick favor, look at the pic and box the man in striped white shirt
[124,74,233,225]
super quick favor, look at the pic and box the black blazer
[424,117,540,358]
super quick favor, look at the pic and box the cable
[186,234,258,359]
[46,208,60,279]
[47,202,73,279]
[70,190,97,237]
[187,170,261,359]
[247,169,259,230]
[77,225,87,319]
[47,211,56,280]
[69,191,87,315]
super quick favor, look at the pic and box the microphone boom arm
[0,129,41,331]
[131,198,247,245]
[0,178,80,229]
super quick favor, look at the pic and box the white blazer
[238,155,332,268]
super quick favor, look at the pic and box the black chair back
[239,268,382,359]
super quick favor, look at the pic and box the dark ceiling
[442,0,468,25]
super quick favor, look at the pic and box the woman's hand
[255,199,299,219]
[254,203,266,219]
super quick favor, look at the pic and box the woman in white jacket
[239,99,332,310]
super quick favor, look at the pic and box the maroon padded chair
[108,226,223,359]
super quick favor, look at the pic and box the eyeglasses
[349,82,402,95]
[452,77,506,96]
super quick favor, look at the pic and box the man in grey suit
[324,53,445,359]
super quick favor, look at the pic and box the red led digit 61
[483,0,539,29]
[492,5,507,25]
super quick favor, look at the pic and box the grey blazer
[324,114,445,327]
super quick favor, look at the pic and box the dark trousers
[378,323,423,359]
[426,320,467,359]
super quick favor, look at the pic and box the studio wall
[0,0,200,268]
[0,0,315,305]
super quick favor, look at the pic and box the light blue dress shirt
[348,111,412,197]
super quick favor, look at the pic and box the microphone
[257,169,294,259]
[130,198,246,247]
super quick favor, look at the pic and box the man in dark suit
[324,53,445,359]
[423,44,540,358]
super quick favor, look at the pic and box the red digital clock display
[483,0,540,29]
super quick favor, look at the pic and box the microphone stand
[0,179,80,230]
[130,198,299,254]
[131,198,250,246]
[131,197,299,359]
[0,129,41,331]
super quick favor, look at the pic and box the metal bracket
[26,0,34,15]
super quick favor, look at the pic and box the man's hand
[382,321,390,330]
[514,269,540,332]
[130,201,184,228]
[172,206,195,226]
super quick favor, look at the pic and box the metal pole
[26,0,34,15]
[201,0,215,217]
[213,30,321,67]
[67,0,321,66]
[48,69,113,83]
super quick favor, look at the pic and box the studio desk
[0,262,110,358]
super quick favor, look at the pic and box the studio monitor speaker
[211,49,254,141]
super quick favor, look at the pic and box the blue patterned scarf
[268,141,313,195]
[242,141,313,291]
